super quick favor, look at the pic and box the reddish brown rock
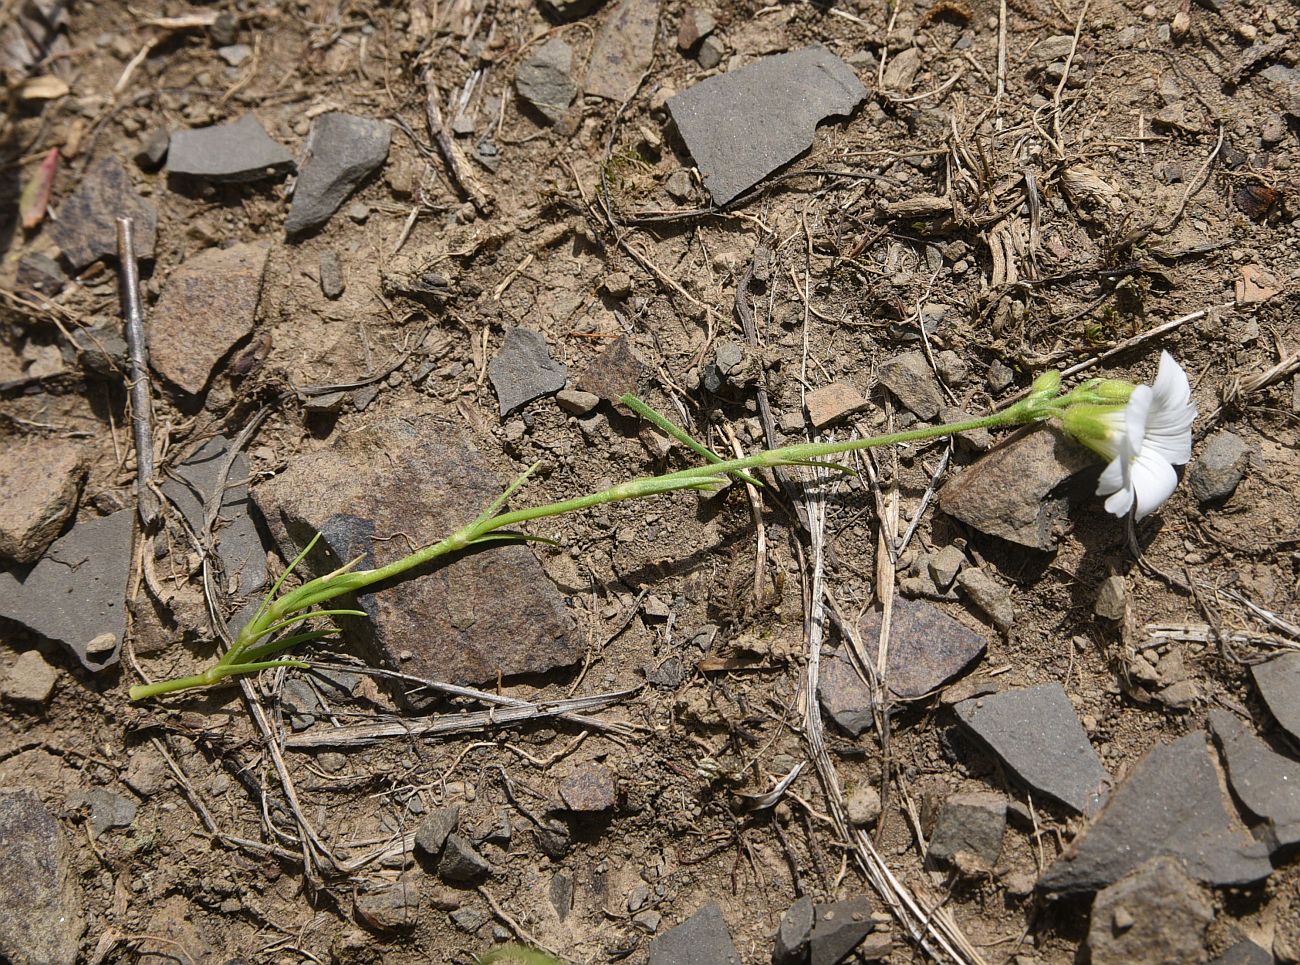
[0,437,86,564]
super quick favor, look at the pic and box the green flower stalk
[128,369,1155,702]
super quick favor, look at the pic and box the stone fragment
[927,791,1006,871]
[1094,574,1126,620]
[1039,733,1273,893]
[817,647,875,736]
[559,763,616,812]
[877,350,944,420]
[1086,857,1213,965]
[881,46,921,90]
[956,567,1014,633]
[50,157,156,270]
[602,270,633,298]
[859,597,987,699]
[540,0,608,21]
[1,650,57,706]
[1188,431,1248,504]
[488,327,568,416]
[66,326,127,379]
[846,785,882,827]
[667,46,866,205]
[450,905,487,932]
[124,752,168,798]
[773,895,813,965]
[415,806,460,858]
[279,678,319,729]
[575,335,643,403]
[319,249,344,299]
[167,113,293,182]
[0,789,84,965]
[0,436,86,564]
[1210,940,1273,965]
[956,683,1109,815]
[284,113,390,235]
[586,0,659,102]
[810,895,873,965]
[677,7,717,49]
[135,128,170,169]
[253,418,578,686]
[928,545,966,590]
[940,427,1095,551]
[696,35,724,70]
[438,834,491,884]
[160,435,267,598]
[805,382,870,429]
[217,43,251,67]
[1207,709,1300,853]
[15,252,65,296]
[150,242,270,395]
[556,389,599,415]
[648,903,741,965]
[74,788,136,837]
[516,38,577,124]
[0,509,133,671]
[355,882,419,931]
[1252,652,1300,743]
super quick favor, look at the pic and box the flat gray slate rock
[1252,651,1300,744]
[50,157,157,270]
[648,903,741,965]
[168,113,293,182]
[284,112,390,235]
[489,327,568,416]
[1207,708,1300,853]
[160,435,267,599]
[667,45,867,205]
[956,682,1109,815]
[1039,733,1272,894]
[0,509,133,671]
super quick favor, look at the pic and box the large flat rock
[284,112,390,235]
[0,510,134,671]
[167,113,293,182]
[859,597,987,700]
[956,683,1109,815]
[1208,709,1300,853]
[1039,733,1272,894]
[149,242,270,396]
[667,46,866,205]
[0,788,85,965]
[253,417,578,685]
[1252,652,1300,744]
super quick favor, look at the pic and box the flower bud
[1060,403,1127,460]
[1028,368,1061,401]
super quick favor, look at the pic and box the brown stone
[586,0,660,102]
[804,382,869,429]
[859,597,987,699]
[150,242,270,395]
[559,763,617,812]
[49,157,156,269]
[575,335,644,404]
[0,437,86,564]
[1087,857,1212,965]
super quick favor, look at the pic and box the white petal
[1152,351,1192,410]
[1144,420,1194,465]
[1124,385,1152,455]
[1096,456,1126,496]
[1130,448,1179,520]
[1104,483,1135,518]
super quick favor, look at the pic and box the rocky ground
[0,0,1298,963]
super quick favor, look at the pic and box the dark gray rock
[1208,709,1300,853]
[1210,939,1274,965]
[0,436,86,564]
[279,678,319,730]
[1,650,58,706]
[15,252,65,296]
[1188,431,1248,503]
[160,434,267,599]
[415,806,460,858]
[168,113,293,182]
[810,895,873,965]
[319,249,344,299]
[0,509,133,671]
[877,350,944,420]
[1086,857,1213,965]
[149,242,271,395]
[1260,64,1300,117]
[927,791,1006,871]
[1039,733,1273,894]
[939,427,1096,551]
[488,327,568,416]
[284,113,391,235]
[1252,652,1300,744]
[450,904,488,932]
[253,418,579,687]
[586,0,658,102]
[66,325,128,379]
[549,873,574,920]
[649,902,741,965]
[355,881,419,931]
[515,38,577,124]
[72,788,137,838]
[956,567,1014,633]
[560,764,616,812]
[955,683,1109,815]
[437,833,491,884]
[817,647,875,737]
[0,789,85,965]
[540,0,608,20]
[135,128,169,169]
[50,157,157,270]
[667,46,866,205]
[773,894,813,965]
[859,597,987,699]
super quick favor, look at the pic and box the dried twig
[424,73,492,215]
[116,217,157,527]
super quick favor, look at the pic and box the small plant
[129,363,1194,702]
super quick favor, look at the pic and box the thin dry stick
[116,217,157,527]
[424,73,492,215]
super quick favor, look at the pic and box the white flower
[1094,351,1197,520]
